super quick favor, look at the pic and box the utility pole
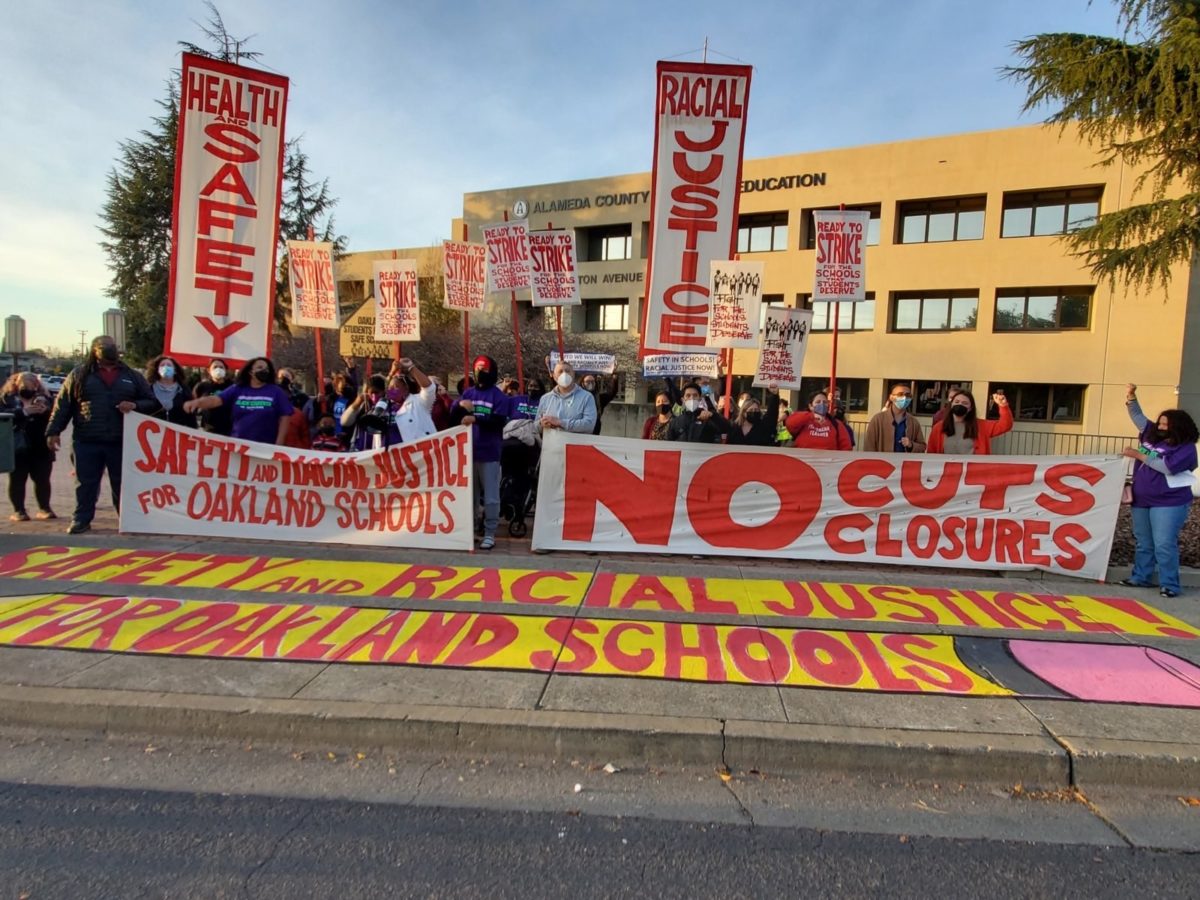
[77,330,87,357]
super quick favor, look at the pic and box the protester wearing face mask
[579,369,619,436]
[786,391,853,450]
[3,373,57,522]
[537,362,597,436]
[184,357,293,446]
[727,384,781,447]
[145,355,191,427]
[863,383,926,453]
[274,367,312,450]
[46,335,157,534]
[429,376,454,431]
[341,374,403,451]
[192,358,234,435]
[926,389,1011,455]
[330,373,357,447]
[310,413,342,452]
[668,383,730,443]
[642,391,675,441]
[451,355,511,550]
[1118,384,1198,599]
[391,358,440,443]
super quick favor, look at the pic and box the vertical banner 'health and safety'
[641,62,751,356]
[287,240,338,329]
[167,53,289,367]
[373,259,421,341]
[120,414,474,550]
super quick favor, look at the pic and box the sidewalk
[1,464,1198,791]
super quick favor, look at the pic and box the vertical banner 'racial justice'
[641,61,751,356]
[167,53,289,366]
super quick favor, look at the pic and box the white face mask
[556,372,573,388]
[684,398,700,413]
[210,367,226,380]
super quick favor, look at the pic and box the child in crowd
[311,414,342,452]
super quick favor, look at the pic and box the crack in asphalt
[240,804,315,899]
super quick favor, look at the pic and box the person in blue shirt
[536,361,597,436]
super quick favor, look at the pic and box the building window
[578,224,633,261]
[802,204,882,248]
[640,221,650,259]
[585,299,628,332]
[737,212,788,253]
[898,196,985,243]
[800,292,876,332]
[1001,187,1101,238]
[891,291,978,331]
[994,287,1093,331]
[887,379,974,416]
[758,294,785,332]
[988,382,1086,423]
[797,376,871,413]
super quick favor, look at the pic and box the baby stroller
[500,434,540,538]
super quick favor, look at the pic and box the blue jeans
[1130,503,1191,593]
[72,440,123,527]
[475,460,500,539]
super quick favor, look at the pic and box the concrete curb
[3,684,1195,790]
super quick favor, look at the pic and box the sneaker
[66,521,90,535]
[9,511,30,522]
[1160,588,1180,599]
[479,535,495,551]
[1117,578,1149,588]
[35,510,57,520]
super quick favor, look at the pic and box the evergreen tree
[1005,0,1200,287]
[100,3,343,362]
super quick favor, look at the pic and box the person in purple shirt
[1118,383,1198,598]
[184,357,293,446]
[451,355,509,550]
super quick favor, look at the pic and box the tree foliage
[1004,0,1200,286]
[100,2,343,363]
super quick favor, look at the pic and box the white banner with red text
[483,220,532,293]
[529,229,581,307]
[288,240,339,328]
[706,260,764,349]
[167,53,289,367]
[442,240,487,312]
[812,209,869,301]
[640,61,751,356]
[120,414,473,550]
[532,432,1125,580]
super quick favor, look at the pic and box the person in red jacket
[786,391,853,450]
[926,388,1013,454]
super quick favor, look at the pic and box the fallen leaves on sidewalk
[1178,796,1200,808]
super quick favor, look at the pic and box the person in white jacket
[393,357,439,443]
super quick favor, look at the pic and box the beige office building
[338,123,1200,447]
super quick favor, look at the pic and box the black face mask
[1154,429,1170,442]
[340,386,356,400]
[251,369,270,382]
[657,403,672,415]
[950,404,970,418]
[18,388,37,400]
[97,345,118,362]
[279,377,292,391]
[318,425,335,436]
[475,369,496,389]
[746,410,763,423]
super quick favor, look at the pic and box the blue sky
[0,0,1121,353]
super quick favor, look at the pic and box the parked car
[38,374,65,396]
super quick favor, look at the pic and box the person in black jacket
[726,384,781,447]
[46,336,156,534]
[3,373,57,521]
[667,382,730,443]
[580,370,620,436]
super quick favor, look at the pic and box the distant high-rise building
[103,308,126,351]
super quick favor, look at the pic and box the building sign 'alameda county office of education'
[517,174,828,215]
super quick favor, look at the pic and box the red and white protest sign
[529,230,580,307]
[483,220,532,293]
[442,240,487,312]
[753,306,812,389]
[120,414,474,550]
[287,240,338,328]
[706,260,763,349]
[813,209,869,301]
[641,61,751,356]
[373,259,420,341]
[167,53,289,367]
[533,432,1125,580]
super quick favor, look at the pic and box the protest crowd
[3,334,1196,595]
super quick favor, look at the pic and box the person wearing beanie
[451,355,510,550]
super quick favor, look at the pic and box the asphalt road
[2,778,1197,900]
